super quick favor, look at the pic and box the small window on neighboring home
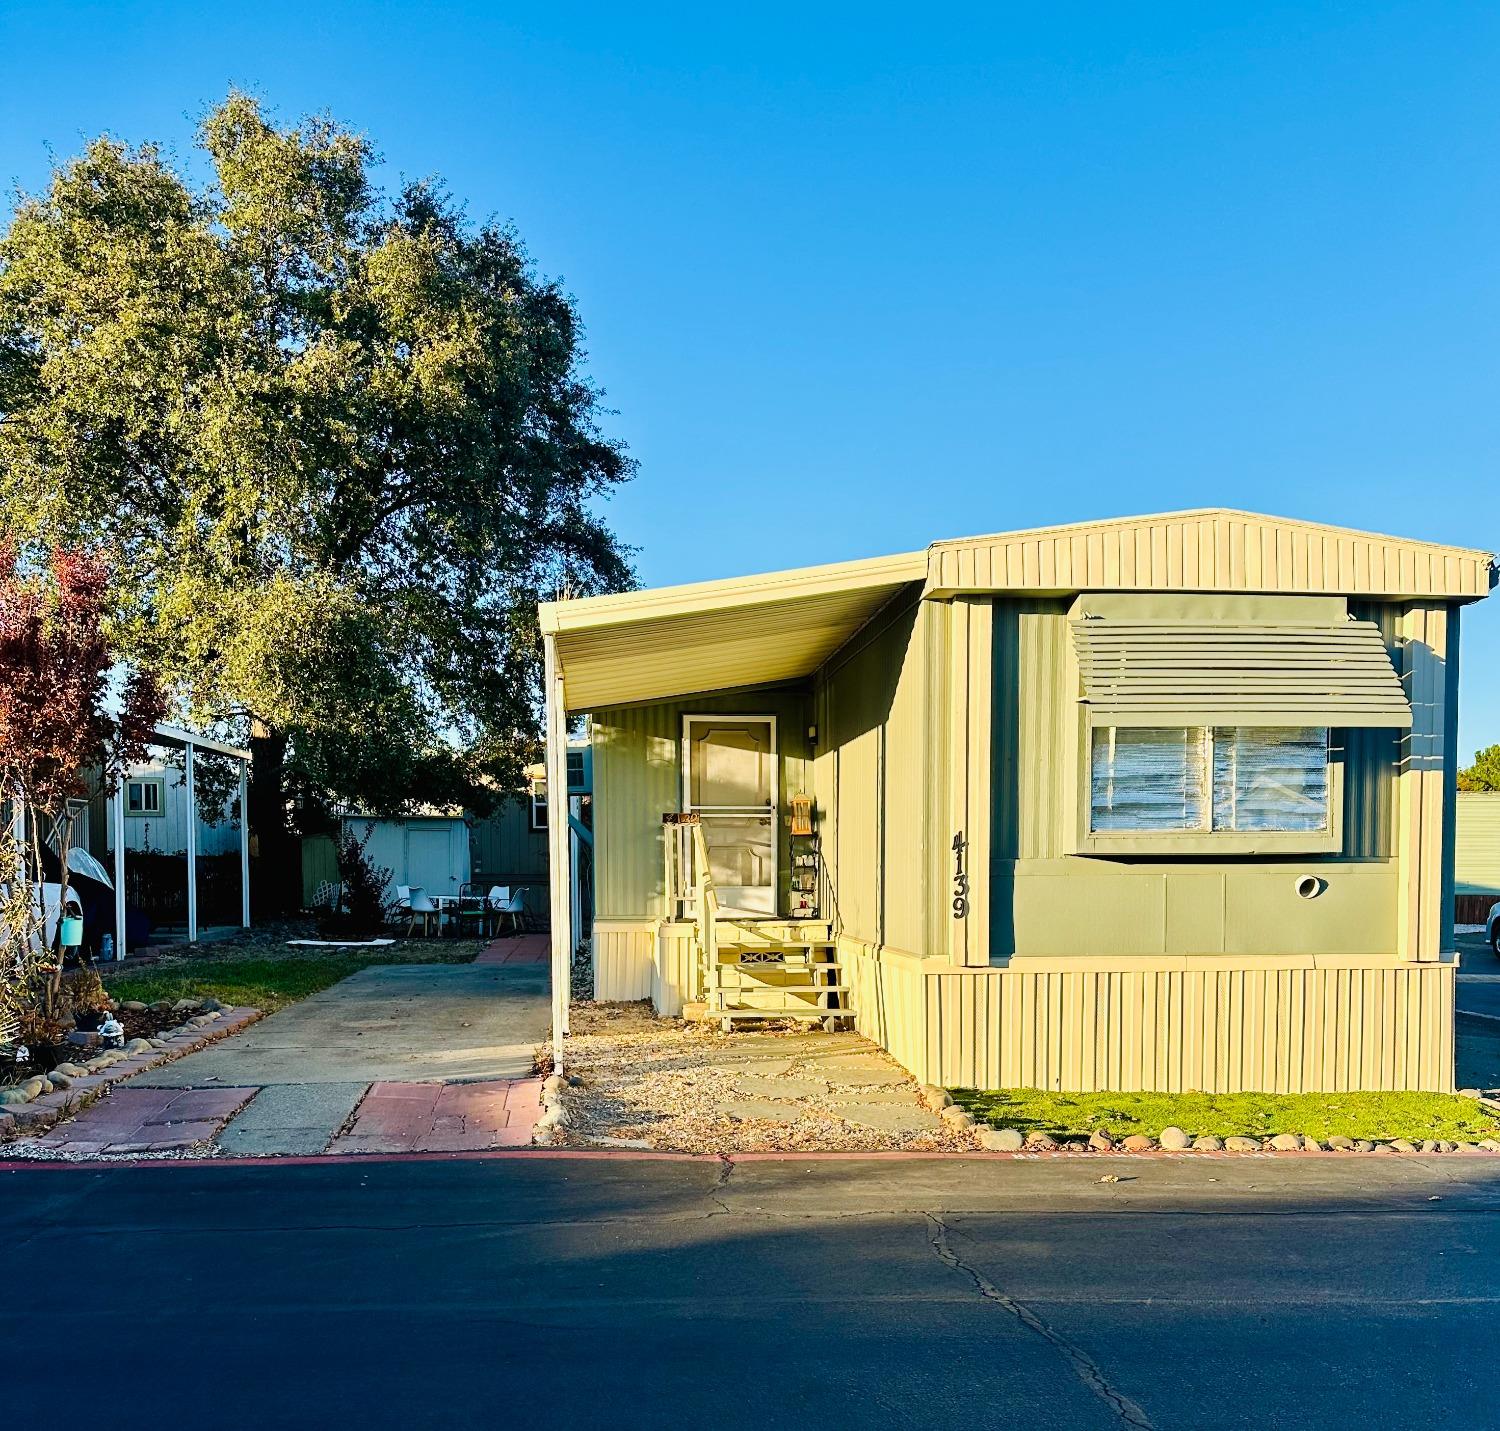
[125,778,164,817]
[1090,727,1329,834]
[566,750,585,791]
[529,787,548,832]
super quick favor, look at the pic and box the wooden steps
[705,920,853,1032]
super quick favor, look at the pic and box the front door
[683,716,777,916]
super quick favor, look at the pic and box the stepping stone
[722,1098,804,1124]
[826,1088,923,1106]
[820,1065,911,1088]
[730,1075,828,1099]
[835,1103,942,1135]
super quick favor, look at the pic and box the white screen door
[683,716,777,916]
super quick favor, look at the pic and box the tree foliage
[0,92,633,901]
[0,545,164,1010]
[1458,745,1500,793]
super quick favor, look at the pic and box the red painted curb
[2,1145,1498,1172]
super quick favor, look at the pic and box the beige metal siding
[929,510,1491,600]
[844,944,1455,1093]
[1456,793,1500,894]
[592,921,654,1001]
[592,691,811,921]
[813,596,944,958]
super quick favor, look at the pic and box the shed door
[684,717,777,916]
[408,825,457,897]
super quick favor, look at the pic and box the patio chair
[454,882,490,938]
[405,886,438,937]
[488,885,528,937]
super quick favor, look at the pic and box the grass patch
[104,940,484,1014]
[952,1088,1500,1144]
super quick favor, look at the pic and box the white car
[1489,902,1500,955]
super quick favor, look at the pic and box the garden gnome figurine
[98,1012,124,1049]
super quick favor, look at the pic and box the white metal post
[111,784,126,959]
[239,758,251,928]
[544,635,573,1073]
[184,740,198,943]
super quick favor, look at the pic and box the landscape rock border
[0,1002,264,1144]
[963,1123,1500,1156]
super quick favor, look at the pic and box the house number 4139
[951,830,968,920]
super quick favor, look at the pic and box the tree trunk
[247,719,298,918]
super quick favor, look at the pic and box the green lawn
[104,939,486,1014]
[952,1087,1500,1144]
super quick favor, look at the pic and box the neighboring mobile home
[539,510,1494,1093]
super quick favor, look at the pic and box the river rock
[172,998,202,1014]
[1024,1131,1058,1150]
[1120,1134,1155,1153]
[20,1076,47,1100]
[1389,1139,1417,1153]
[1087,1131,1115,1152]
[1419,1140,1440,1154]
[0,1088,29,1106]
[1159,1126,1190,1150]
[1327,1135,1354,1150]
[1459,1088,1483,1099]
[1480,1139,1500,1152]
[1268,1133,1303,1151]
[1354,1140,1376,1152]
[1224,1136,1262,1152]
[46,1072,72,1090]
[920,1085,953,1112]
[980,1127,1025,1151]
[52,1063,85,1078]
[124,1038,154,1055]
[121,1001,148,1013]
[1191,1135,1224,1151]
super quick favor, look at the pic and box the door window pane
[1212,727,1329,832]
[1090,727,1208,831]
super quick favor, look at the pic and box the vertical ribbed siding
[469,796,550,887]
[592,692,811,920]
[928,511,1490,600]
[845,946,1456,1093]
[592,923,655,1000]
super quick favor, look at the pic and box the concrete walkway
[35,937,551,1157]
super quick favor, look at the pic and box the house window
[529,787,548,832]
[125,778,164,817]
[566,750,585,791]
[1090,727,1329,834]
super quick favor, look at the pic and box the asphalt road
[8,1153,1500,1429]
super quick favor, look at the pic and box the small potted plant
[64,968,109,1032]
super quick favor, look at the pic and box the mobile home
[540,510,1493,1093]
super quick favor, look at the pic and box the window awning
[1071,620,1413,728]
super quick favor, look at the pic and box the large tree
[0,94,633,909]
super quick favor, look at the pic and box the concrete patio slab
[216,1082,369,1156]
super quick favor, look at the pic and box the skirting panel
[593,922,655,1002]
[843,942,1456,1094]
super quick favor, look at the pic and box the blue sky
[2,2,1497,755]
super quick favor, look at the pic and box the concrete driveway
[38,941,551,1156]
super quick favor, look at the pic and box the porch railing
[662,813,719,1000]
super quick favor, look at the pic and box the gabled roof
[540,510,1493,710]
[927,508,1494,600]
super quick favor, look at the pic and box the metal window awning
[1072,620,1413,728]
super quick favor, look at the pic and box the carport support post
[111,782,126,959]
[185,740,198,944]
[239,759,251,928]
[544,634,573,1074]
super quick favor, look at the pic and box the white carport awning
[539,551,927,709]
